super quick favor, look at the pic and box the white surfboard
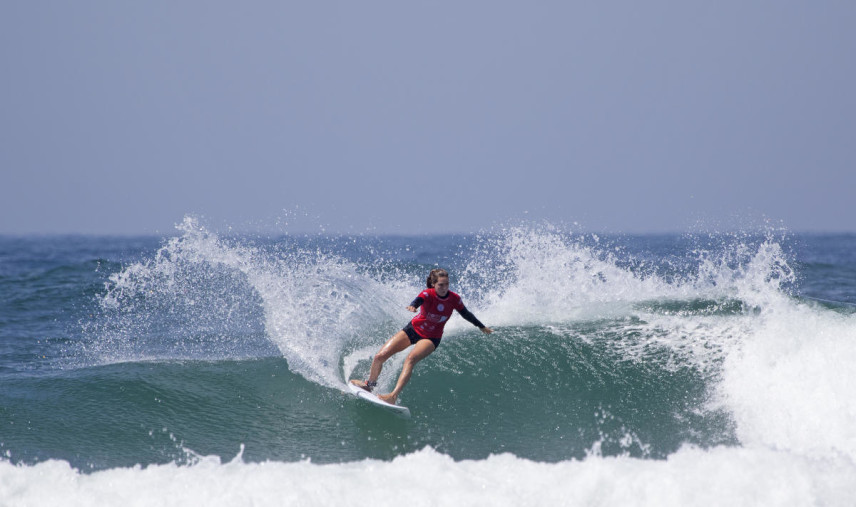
[347,383,411,417]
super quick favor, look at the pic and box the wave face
[2,221,856,505]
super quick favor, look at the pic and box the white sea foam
[2,445,854,507]
[721,301,856,460]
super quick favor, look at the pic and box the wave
[62,218,856,479]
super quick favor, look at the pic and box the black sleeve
[457,305,486,329]
[409,296,424,308]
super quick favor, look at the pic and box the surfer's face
[434,277,450,297]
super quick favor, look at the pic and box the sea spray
[90,217,413,387]
[88,220,816,406]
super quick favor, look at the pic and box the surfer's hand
[480,327,493,335]
[406,305,417,312]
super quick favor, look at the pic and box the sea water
[1,218,855,505]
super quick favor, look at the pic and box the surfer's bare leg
[378,339,435,405]
[367,330,411,383]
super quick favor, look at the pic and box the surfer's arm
[457,306,489,331]
[407,296,424,312]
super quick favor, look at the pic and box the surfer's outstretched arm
[458,306,493,334]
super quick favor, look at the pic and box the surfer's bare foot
[350,379,375,392]
[378,393,398,405]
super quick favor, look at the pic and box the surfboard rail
[347,383,411,417]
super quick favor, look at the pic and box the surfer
[351,268,493,405]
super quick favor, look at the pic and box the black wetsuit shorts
[403,322,441,349]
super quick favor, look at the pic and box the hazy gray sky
[2,1,854,235]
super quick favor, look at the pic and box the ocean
[2,217,855,506]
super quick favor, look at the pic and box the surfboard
[347,382,411,417]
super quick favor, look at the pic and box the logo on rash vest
[437,304,444,311]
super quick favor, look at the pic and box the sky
[1,1,854,235]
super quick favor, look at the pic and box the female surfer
[350,268,493,405]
